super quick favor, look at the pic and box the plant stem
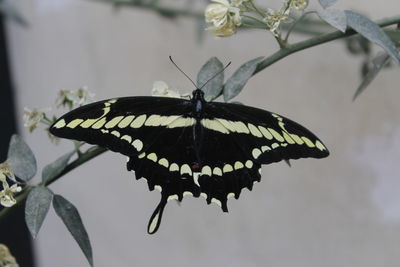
[0,146,107,222]
[254,15,400,75]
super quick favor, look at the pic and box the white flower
[264,8,289,32]
[205,0,241,37]
[0,244,19,267]
[0,162,15,183]
[74,86,94,106]
[0,182,21,208]
[151,81,182,98]
[56,87,94,109]
[23,107,47,133]
[0,162,21,208]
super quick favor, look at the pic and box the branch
[254,15,400,75]
[0,146,107,221]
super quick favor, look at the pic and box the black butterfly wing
[50,96,193,156]
[192,101,329,214]
[50,96,205,233]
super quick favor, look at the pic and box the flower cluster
[205,0,245,37]
[23,107,47,133]
[205,0,309,39]
[0,244,19,267]
[56,86,94,110]
[0,162,21,208]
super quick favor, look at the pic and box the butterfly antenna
[169,56,198,89]
[198,61,231,90]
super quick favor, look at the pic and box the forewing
[203,101,329,163]
[50,96,193,156]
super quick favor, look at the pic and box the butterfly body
[50,89,329,234]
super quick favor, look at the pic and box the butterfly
[50,89,329,234]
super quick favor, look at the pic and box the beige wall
[6,0,400,266]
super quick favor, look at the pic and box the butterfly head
[192,89,205,101]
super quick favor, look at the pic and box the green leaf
[353,52,391,101]
[223,57,264,102]
[7,134,37,181]
[317,9,347,33]
[0,0,28,26]
[345,11,400,64]
[42,151,75,183]
[318,0,337,9]
[25,186,53,239]
[53,195,93,267]
[197,57,224,101]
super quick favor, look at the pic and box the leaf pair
[317,2,400,65]
[197,56,264,102]
[25,188,93,267]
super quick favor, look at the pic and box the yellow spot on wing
[290,134,304,145]
[92,117,107,129]
[54,119,66,129]
[167,117,195,128]
[132,139,143,151]
[121,135,132,143]
[258,126,273,140]
[234,161,244,170]
[131,114,147,128]
[145,115,162,126]
[147,153,158,162]
[158,158,169,168]
[201,119,229,134]
[105,116,124,129]
[67,119,83,129]
[80,119,99,128]
[169,163,179,172]
[271,143,280,149]
[160,115,179,126]
[213,167,222,176]
[301,136,315,147]
[111,130,120,137]
[118,115,135,128]
[201,166,212,176]
[252,148,262,159]
[232,121,249,134]
[223,164,233,173]
[248,123,263,138]
[180,164,192,175]
[315,140,326,151]
[245,160,253,168]
[268,128,285,142]
[216,119,236,132]
[283,131,295,144]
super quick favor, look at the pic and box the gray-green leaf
[317,9,347,33]
[25,186,53,239]
[223,57,264,102]
[353,52,391,101]
[7,135,37,181]
[42,151,75,183]
[53,195,93,267]
[197,57,224,101]
[345,11,400,64]
[318,0,337,9]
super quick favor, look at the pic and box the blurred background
[2,0,400,266]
